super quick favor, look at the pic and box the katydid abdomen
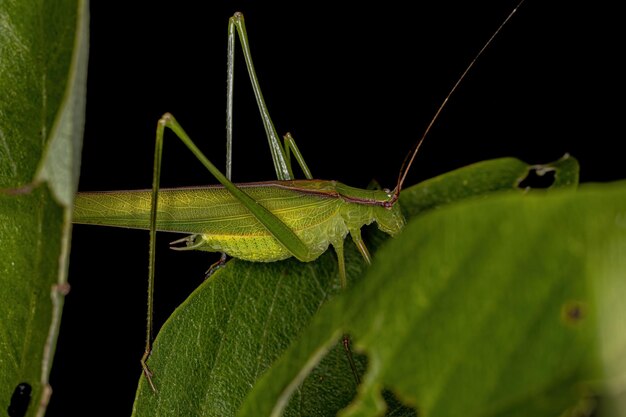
[73,179,405,263]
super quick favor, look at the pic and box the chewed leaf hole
[518,167,556,189]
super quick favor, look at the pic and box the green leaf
[399,155,580,219]
[399,157,531,218]
[132,157,550,416]
[238,181,626,417]
[0,1,88,415]
[132,254,362,416]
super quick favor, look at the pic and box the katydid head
[372,197,405,237]
[334,183,404,235]
[389,0,525,204]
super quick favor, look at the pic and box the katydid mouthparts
[73,3,524,392]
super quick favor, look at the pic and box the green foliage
[2,4,624,417]
[0,1,88,416]
[131,155,626,416]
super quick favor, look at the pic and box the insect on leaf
[132,157,563,416]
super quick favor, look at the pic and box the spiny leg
[141,113,166,393]
[229,14,320,183]
[141,113,311,392]
[350,228,372,266]
[333,240,347,291]
[332,229,374,385]
[283,132,313,180]
[213,13,240,277]
[229,15,314,183]
[332,240,361,384]
[229,12,292,180]
[226,13,235,182]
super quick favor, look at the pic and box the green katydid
[73,5,523,392]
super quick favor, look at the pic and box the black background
[47,1,621,415]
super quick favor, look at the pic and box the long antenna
[391,0,526,202]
